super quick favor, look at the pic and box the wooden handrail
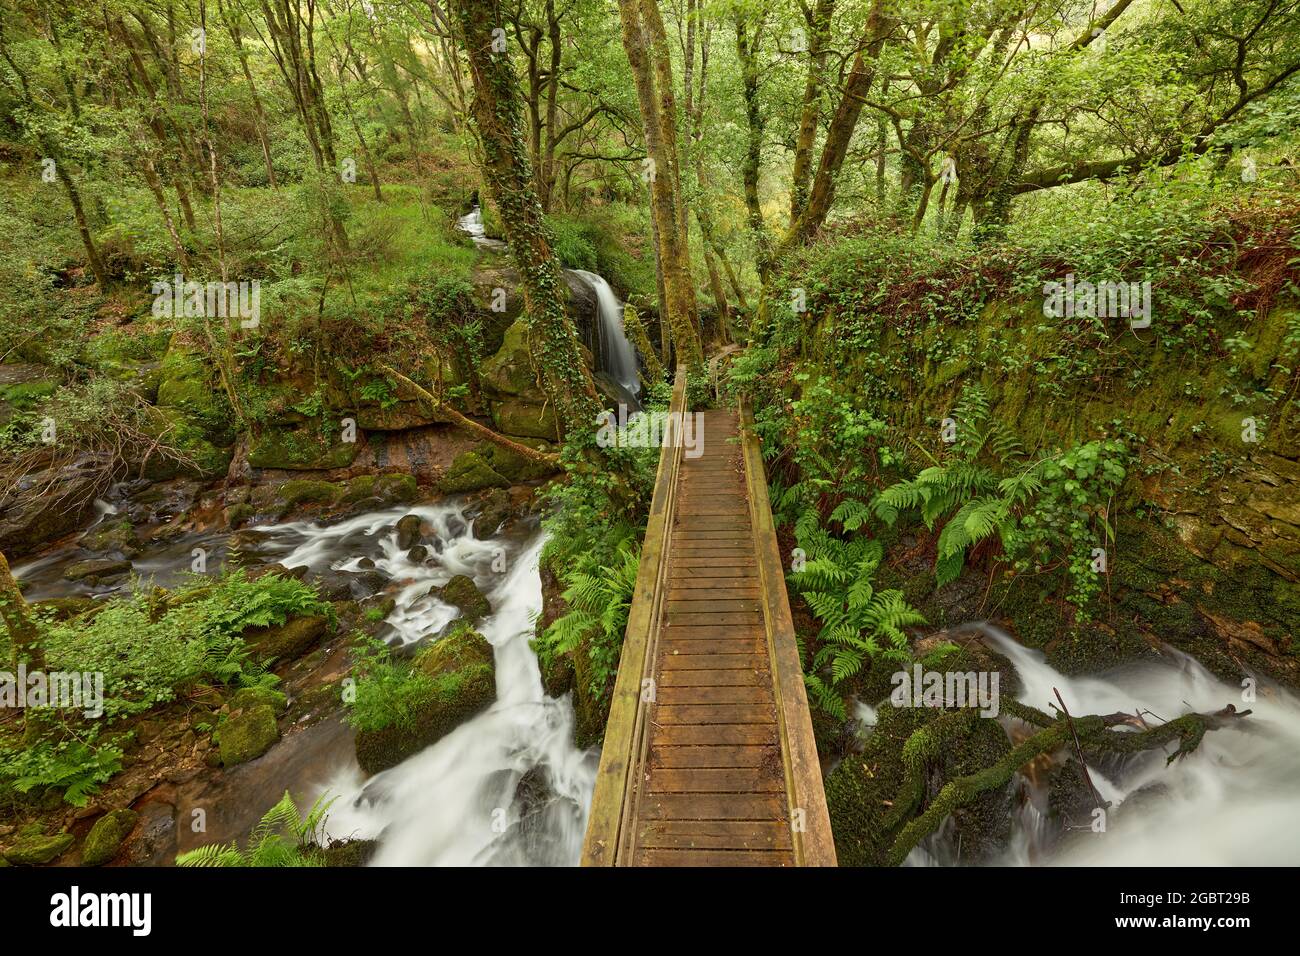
[581,366,687,866]
[739,400,838,866]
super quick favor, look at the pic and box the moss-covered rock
[63,558,132,584]
[475,439,560,482]
[227,686,289,714]
[480,318,540,398]
[436,451,510,494]
[81,809,139,866]
[249,427,359,471]
[81,520,140,557]
[3,829,74,866]
[244,614,331,665]
[340,473,418,506]
[490,399,560,441]
[354,626,496,775]
[278,479,344,507]
[215,704,280,766]
[434,574,492,622]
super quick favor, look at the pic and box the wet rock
[340,473,418,507]
[0,465,99,557]
[81,809,139,866]
[81,519,141,558]
[407,545,429,563]
[354,626,496,775]
[244,614,330,664]
[314,838,379,867]
[123,802,177,866]
[395,514,423,550]
[225,503,255,528]
[227,686,289,715]
[357,557,376,570]
[3,828,74,866]
[436,450,510,494]
[64,558,132,584]
[434,574,491,622]
[215,704,280,766]
[474,439,560,483]
[471,488,514,536]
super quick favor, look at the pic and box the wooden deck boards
[627,409,796,867]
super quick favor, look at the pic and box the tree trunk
[449,0,601,439]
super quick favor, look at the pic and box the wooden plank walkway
[582,370,836,867]
[633,407,791,865]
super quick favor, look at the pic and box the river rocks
[354,625,496,775]
[81,809,139,866]
[64,558,133,585]
[81,519,141,558]
[3,827,74,865]
[395,513,423,550]
[0,463,99,557]
[340,473,418,507]
[407,545,429,563]
[244,614,331,665]
[215,704,281,766]
[436,450,510,494]
[433,574,491,622]
[471,488,514,536]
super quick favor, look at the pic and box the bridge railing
[739,400,838,866]
[581,366,687,866]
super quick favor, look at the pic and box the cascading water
[258,502,596,866]
[568,268,642,402]
[455,206,643,409]
[952,624,1300,866]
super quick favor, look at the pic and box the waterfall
[264,503,598,866]
[957,624,1300,866]
[568,268,642,401]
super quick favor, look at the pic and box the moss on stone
[248,427,359,471]
[3,830,74,866]
[227,686,289,714]
[215,704,280,766]
[244,614,331,665]
[81,809,138,866]
[436,451,510,494]
[354,625,496,775]
[435,574,492,622]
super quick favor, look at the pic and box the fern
[177,791,335,867]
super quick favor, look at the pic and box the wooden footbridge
[581,369,836,866]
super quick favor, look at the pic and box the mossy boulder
[3,829,74,866]
[434,574,492,622]
[491,399,560,441]
[354,626,496,775]
[474,439,560,482]
[278,479,344,507]
[340,473,418,506]
[81,520,140,557]
[64,558,132,584]
[471,488,514,536]
[0,376,56,425]
[244,614,331,665]
[436,450,510,494]
[140,406,233,480]
[249,427,359,471]
[480,318,540,398]
[215,704,280,766]
[81,809,139,866]
[227,686,289,714]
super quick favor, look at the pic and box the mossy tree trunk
[449,0,602,440]
[616,0,704,373]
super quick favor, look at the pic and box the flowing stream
[905,624,1300,866]
[262,501,597,866]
